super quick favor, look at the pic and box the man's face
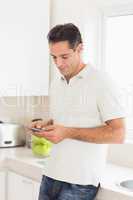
[49,41,82,78]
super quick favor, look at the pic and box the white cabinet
[34,181,41,200]
[0,0,49,96]
[0,171,6,200]
[8,171,40,200]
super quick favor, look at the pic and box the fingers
[30,121,44,129]
[44,125,55,131]
[40,119,54,127]
[27,119,54,139]
[32,132,43,137]
[28,119,54,129]
[36,121,45,129]
[47,119,54,125]
[32,130,53,139]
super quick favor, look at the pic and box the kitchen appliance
[0,121,26,147]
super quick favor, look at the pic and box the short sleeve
[96,73,126,122]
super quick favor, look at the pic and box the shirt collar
[60,63,91,81]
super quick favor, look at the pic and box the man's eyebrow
[50,53,70,57]
[50,54,56,57]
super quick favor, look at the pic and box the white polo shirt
[43,64,125,186]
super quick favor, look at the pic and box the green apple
[32,144,51,156]
[31,135,53,157]
[32,135,52,147]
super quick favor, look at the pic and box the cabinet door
[0,171,5,200]
[8,171,40,200]
[33,181,41,200]
[0,0,49,96]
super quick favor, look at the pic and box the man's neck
[65,63,86,83]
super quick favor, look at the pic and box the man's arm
[65,118,125,144]
[31,118,126,144]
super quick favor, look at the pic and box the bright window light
[105,14,133,135]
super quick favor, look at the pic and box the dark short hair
[47,23,83,49]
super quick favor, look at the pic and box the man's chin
[60,70,68,76]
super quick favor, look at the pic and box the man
[31,23,126,200]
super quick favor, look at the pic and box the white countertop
[99,164,133,199]
[0,147,44,182]
[0,146,133,199]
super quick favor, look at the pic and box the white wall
[95,0,133,6]
[107,144,133,168]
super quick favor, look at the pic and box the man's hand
[32,124,68,144]
[29,119,53,129]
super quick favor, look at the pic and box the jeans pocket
[71,184,99,200]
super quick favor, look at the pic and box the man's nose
[56,58,63,67]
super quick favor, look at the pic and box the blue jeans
[38,176,100,200]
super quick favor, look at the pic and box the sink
[118,180,133,192]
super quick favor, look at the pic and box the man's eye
[62,57,68,59]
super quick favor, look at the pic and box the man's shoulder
[86,65,110,83]
[86,64,117,91]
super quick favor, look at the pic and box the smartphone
[29,127,46,132]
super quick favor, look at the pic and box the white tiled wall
[0,96,50,125]
[107,144,133,168]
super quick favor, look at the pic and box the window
[102,6,133,141]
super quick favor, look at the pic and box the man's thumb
[43,125,54,131]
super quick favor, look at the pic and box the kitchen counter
[0,147,44,182]
[0,147,133,199]
[98,164,133,199]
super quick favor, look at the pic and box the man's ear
[77,43,83,53]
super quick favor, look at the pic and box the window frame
[100,4,133,143]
